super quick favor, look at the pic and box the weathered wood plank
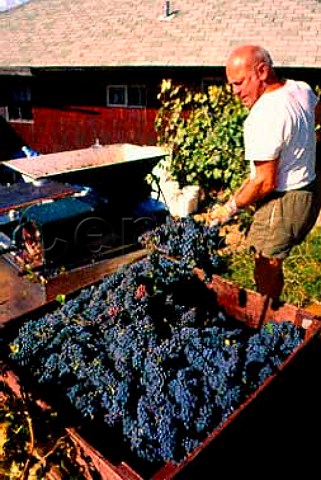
[0,248,148,325]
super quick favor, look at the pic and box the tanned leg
[254,254,284,304]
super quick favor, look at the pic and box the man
[210,44,321,304]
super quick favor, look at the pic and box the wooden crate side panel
[67,429,143,480]
[207,273,321,334]
[0,249,148,326]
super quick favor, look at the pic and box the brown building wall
[4,66,320,156]
[11,105,158,154]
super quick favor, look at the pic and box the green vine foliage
[155,79,249,202]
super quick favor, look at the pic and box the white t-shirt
[244,79,318,191]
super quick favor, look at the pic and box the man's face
[226,59,264,109]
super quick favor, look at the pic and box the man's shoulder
[285,79,318,110]
[285,79,312,92]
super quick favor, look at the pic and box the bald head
[226,45,277,108]
[227,45,273,72]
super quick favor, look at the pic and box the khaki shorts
[247,179,321,260]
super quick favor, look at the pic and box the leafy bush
[154,80,249,202]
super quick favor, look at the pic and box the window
[127,86,146,107]
[7,85,33,121]
[107,85,146,107]
[107,86,126,106]
[0,106,9,120]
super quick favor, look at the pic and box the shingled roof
[1,0,321,68]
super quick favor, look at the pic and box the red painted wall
[11,106,159,154]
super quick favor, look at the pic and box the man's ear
[256,61,269,81]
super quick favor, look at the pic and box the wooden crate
[1,267,321,478]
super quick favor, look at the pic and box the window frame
[106,84,147,108]
[0,106,9,121]
[7,84,34,123]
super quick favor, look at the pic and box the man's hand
[208,198,238,226]
[194,198,238,226]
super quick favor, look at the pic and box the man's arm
[316,100,321,173]
[233,159,278,208]
[315,99,321,140]
[208,159,278,224]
